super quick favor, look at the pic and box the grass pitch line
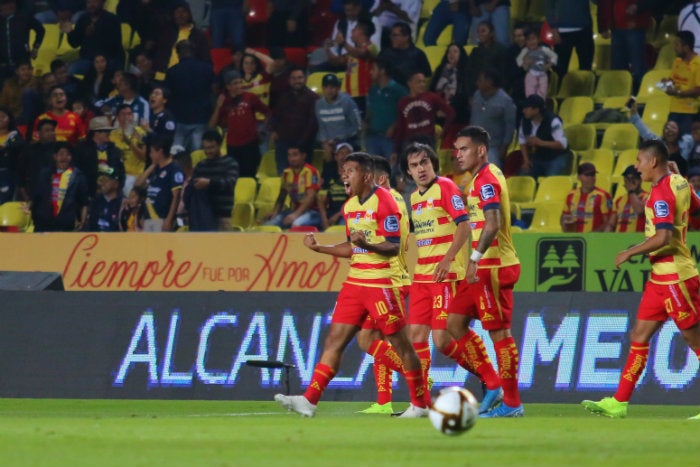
[187,412,280,417]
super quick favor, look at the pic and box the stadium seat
[30,25,59,75]
[558,97,594,127]
[463,44,476,56]
[417,22,452,47]
[121,22,141,51]
[601,96,629,109]
[324,224,347,233]
[306,71,326,94]
[0,202,31,232]
[211,48,234,75]
[528,201,564,233]
[577,148,614,176]
[564,124,596,152]
[104,0,119,13]
[421,0,440,19]
[56,30,79,63]
[599,124,639,153]
[641,95,671,131]
[654,43,676,70]
[593,36,611,71]
[652,15,678,47]
[506,176,537,203]
[249,225,282,233]
[556,70,595,100]
[231,177,257,230]
[289,225,319,233]
[612,149,639,177]
[637,69,671,103]
[519,176,573,210]
[234,177,257,205]
[256,149,278,181]
[423,45,447,72]
[592,70,633,104]
[254,177,281,223]
[190,149,206,167]
[284,47,308,68]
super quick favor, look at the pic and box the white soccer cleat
[397,404,429,418]
[274,394,317,417]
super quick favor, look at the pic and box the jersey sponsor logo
[480,184,496,200]
[415,203,422,215]
[416,238,432,247]
[413,219,434,229]
[384,215,399,233]
[451,194,465,210]
[654,201,669,218]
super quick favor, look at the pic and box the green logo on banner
[536,238,585,291]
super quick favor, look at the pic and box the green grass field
[0,399,697,467]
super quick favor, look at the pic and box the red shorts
[361,285,409,331]
[334,283,406,335]
[637,276,700,329]
[408,281,460,330]
[448,264,520,331]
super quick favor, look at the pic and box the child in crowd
[516,29,558,99]
[120,184,148,231]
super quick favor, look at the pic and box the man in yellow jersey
[666,31,700,135]
[401,142,504,414]
[274,152,428,418]
[447,126,524,418]
[583,140,700,419]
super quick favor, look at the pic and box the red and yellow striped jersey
[562,187,613,232]
[411,177,469,282]
[345,44,377,97]
[613,191,648,232]
[466,164,519,268]
[645,174,699,284]
[281,163,320,210]
[390,188,411,287]
[344,186,403,288]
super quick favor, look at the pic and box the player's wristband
[470,250,483,263]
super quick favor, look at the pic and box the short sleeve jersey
[282,163,320,211]
[390,187,411,287]
[466,164,519,268]
[410,177,469,282]
[33,111,86,146]
[613,190,648,232]
[146,161,184,219]
[669,55,700,114]
[645,173,699,284]
[343,186,403,288]
[562,187,613,232]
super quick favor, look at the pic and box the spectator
[137,134,184,231]
[689,166,700,195]
[507,23,526,102]
[664,31,700,135]
[71,97,94,130]
[469,0,511,46]
[18,118,56,201]
[561,162,613,232]
[422,0,471,47]
[119,183,148,231]
[688,119,700,169]
[518,94,568,178]
[246,47,293,109]
[85,166,125,231]
[111,104,147,194]
[73,115,125,197]
[321,0,375,72]
[50,59,80,104]
[32,85,86,146]
[468,21,510,91]
[680,2,700,55]
[376,21,431,86]
[239,52,271,105]
[0,0,44,83]
[316,73,362,160]
[210,70,270,178]
[365,57,408,160]
[371,0,420,47]
[209,0,246,50]
[319,141,351,229]
[516,28,557,99]
[153,1,210,73]
[267,0,309,48]
[265,146,322,229]
[183,130,239,231]
[62,0,124,75]
[470,68,516,168]
[38,72,57,107]
[0,107,23,203]
[30,142,89,232]
[338,19,377,112]
[0,60,39,126]
[35,0,85,24]
[605,165,647,233]
[394,71,455,155]
[268,66,319,173]
[546,0,594,79]
[103,72,151,125]
[143,86,176,141]
[116,0,174,57]
[165,39,215,153]
[132,49,160,100]
[77,54,115,110]
[430,43,472,145]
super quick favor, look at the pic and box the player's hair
[345,151,373,173]
[400,142,439,177]
[639,139,669,163]
[677,30,696,50]
[456,126,491,151]
[202,129,223,145]
[371,155,391,177]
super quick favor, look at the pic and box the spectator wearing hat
[73,115,125,197]
[210,69,270,178]
[518,94,569,178]
[269,66,319,174]
[561,162,613,233]
[85,165,125,231]
[605,165,648,233]
[18,118,56,201]
[315,73,362,161]
[319,141,352,229]
[376,21,431,87]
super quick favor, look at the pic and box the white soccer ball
[428,386,479,436]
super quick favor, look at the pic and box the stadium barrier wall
[1,291,698,404]
[3,232,700,292]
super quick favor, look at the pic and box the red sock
[303,363,336,405]
[404,368,426,408]
[368,339,404,374]
[453,331,501,390]
[412,342,432,404]
[614,342,649,403]
[494,337,521,407]
[373,361,393,405]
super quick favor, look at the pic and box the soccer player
[582,140,700,419]
[401,142,504,414]
[447,126,524,418]
[274,152,428,418]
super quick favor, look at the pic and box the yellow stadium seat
[121,22,141,51]
[601,96,629,110]
[306,72,326,95]
[30,25,60,75]
[577,148,614,176]
[421,0,440,19]
[256,149,278,181]
[599,123,639,152]
[520,176,574,211]
[652,15,678,47]
[423,45,447,72]
[234,177,257,204]
[654,43,676,70]
[612,149,639,177]
[637,69,671,103]
[641,95,670,130]
[0,202,32,232]
[249,225,283,233]
[564,124,596,152]
[506,176,537,203]
[230,177,257,230]
[254,177,281,223]
[463,44,476,56]
[593,37,611,71]
[190,149,206,167]
[324,224,347,233]
[528,201,565,233]
[56,31,79,63]
[558,97,594,127]
[593,70,633,104]
[417,22,452,47]
[312,149,325,173]
[556,70,595,99]
[104,0,119,13]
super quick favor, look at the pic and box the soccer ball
[428,386,479,436]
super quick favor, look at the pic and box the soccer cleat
[688,412,700,420]
[480,402,524,418]
[479,387,504,414]
[397,404,429,418]
[274,394,317,417]
[581,397,627,419]
[357,402,393,414]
